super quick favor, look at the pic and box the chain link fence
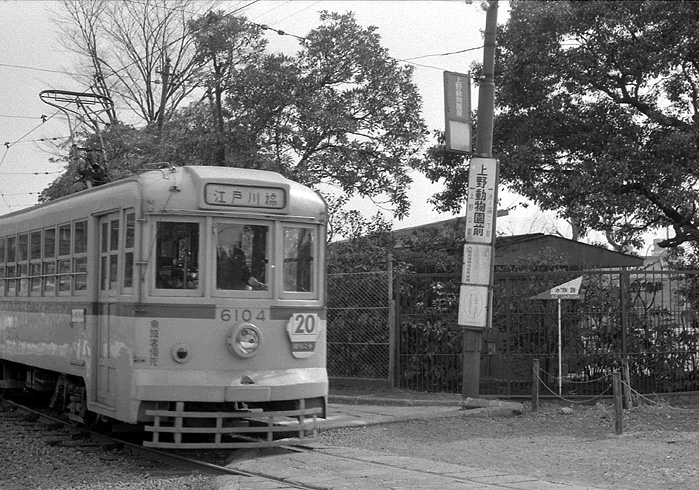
[327,267,699,398]
[396,269,699,398]
[327,271,392,380]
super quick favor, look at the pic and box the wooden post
[622,360,634,409]
[532,359,539,412]
[613,372,623,435]
[462,328,482,399]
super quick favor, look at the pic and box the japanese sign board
[444,71,472,154]
[461,243,491,286]
[464,158,498,244]
[205,184,287,210]
[530,277,583,300]
[459,157,499,330]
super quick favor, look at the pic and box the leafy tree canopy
[43,6,427,220]
[421,0,699,250]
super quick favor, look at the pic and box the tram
[0,164,328,448]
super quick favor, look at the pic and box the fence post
[393,272,402,389]
[622,360,635,408]
[613,372,623,435]
[532,358,539,412]
[387,254,396,388]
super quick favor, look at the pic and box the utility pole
[461,0,499,399]
[475,0,498,158]
[157,57,171,133]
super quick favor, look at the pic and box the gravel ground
[3,398,699,490]
[0,408,214,490]
[319,400,699,490]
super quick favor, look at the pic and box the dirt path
[319,402,699,490]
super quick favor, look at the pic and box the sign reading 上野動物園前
[459,157,499,329]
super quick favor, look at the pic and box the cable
[0,114,50,121]
[5,137,69,145]
[621,379,698,412]
[0,62,81,77]
[1,110,63,155]
[0,171,63,176]
[265,1,322,26]
[535,370,612,404]
[401,45,485,62]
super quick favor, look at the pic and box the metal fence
[328,267,699,398]
[327,271,392,380]
[396,269,699,398]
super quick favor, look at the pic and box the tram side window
[0,237,5,296]
[17,233,28,296]
[58,224,72,294]
[123,212,135,289]
[283,227,315,293]
[43,228,56,295]
[155,222,199,290]
[6,236,16,296]
[73,220,87,294]
[30,230,42,294]
[215,223,268,291]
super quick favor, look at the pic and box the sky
[0,0,595,243]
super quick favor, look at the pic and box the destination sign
[205,184,287,209]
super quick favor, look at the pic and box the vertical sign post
[454,0,498,400]
[530,277,583,396]
[459,157,499,399]
[459,157,498,329]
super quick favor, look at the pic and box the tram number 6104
[220,309,265,323]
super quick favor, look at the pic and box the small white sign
[71,308,85,324]
[458,285,488,328]
[444,71,472,154]
[530,277,583,300]
[461,243,492,286]
[550,277,583,298]
[286,313,324,359]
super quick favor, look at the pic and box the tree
[213,11,428,216]
[56,0,212,127]
[188,10,266,165]
[421,1,699,250]
[47,7,427,220]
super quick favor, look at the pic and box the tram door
[96,213,120,407]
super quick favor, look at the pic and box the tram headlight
[171,344,191,363]
[227,323,262,358]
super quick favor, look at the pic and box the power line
[0,191,43,197]
[1,112,62,153]
[0,114,50,121]
[401,45,485,62]
[0,171,62,176]
[0,62,81,77]
[4,137,69,146]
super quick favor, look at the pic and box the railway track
[0,395,319,490]
[3,394,514,490]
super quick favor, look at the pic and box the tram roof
[0,165,326,225]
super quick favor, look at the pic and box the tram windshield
[155,222,199,290]
[215,223,269,291]
[153,219,318,295]
[283,227,315,293]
